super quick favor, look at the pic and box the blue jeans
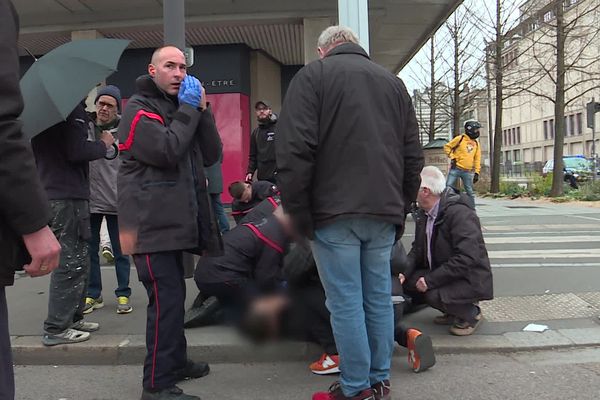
[447,167,475,206]
[88,214,131,299]
[210,193,230,233]
[311,218,395,397]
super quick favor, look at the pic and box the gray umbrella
[19,39,129,139]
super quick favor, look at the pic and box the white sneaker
[42,328,90,346]
[71,320,100,332]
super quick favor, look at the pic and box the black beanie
[95,85,122,112]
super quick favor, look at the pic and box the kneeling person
[402,166,493,336]
[191,207,292,324]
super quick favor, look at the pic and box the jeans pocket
[315,221,353,245]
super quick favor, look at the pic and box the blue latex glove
[178,75,202,108]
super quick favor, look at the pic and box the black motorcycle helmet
[464,120,481,139]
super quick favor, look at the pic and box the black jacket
[405,188,494,304]
[231,181,279,223]
[32,104,107,201]
[276,43,424,238]
[247,117,277,182]
[194,215,288,291]
[0,0,51,286]
[239,196,281,225]
[117,75,223,256]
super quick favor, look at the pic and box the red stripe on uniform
[118,110,165,151]
[242,223,284,254]
[267,197,278,209]
[145,254,160,389]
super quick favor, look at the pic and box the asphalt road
[14,348,600,400]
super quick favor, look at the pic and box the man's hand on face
[416,277,428,293]
[245,173,253,183]
[100,131,116,149]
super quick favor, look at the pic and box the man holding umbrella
[117,46,222,400]
[32,101,115,346]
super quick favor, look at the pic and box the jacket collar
[135,75,178,104]
[434,187,473,225]
[324,42,370,60]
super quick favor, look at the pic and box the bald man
[117,46,223,400]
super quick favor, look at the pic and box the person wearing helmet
[444,120,482,207]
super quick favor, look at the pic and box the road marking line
[485,236,600,244]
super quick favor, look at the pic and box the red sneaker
[310,353,340,375]
[371,380,391,400]
[312,382,375,400]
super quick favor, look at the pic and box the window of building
[514,149,521,162]
[544,120,548,140]
[544,11,553,22]
[550,119,555,139]
[517,127,521,144]
[564,116,569,136]
[569,114,575,136]
[576,113,583,135]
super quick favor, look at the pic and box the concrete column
[303,17,332,64]
[338,0,370,54]
[250,51,282,130]
[164,0,186,50]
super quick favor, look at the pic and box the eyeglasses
[97,101,116,110]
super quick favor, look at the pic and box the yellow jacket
[444,134,481,174]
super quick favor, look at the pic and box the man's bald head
[148,46,187,95]
[150,46,184,65]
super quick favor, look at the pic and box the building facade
[491,0,600,171]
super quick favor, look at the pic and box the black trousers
[133,251,187,390]
[44,200,90,334]
[285,284,337,355]
[406,286,478,325]
[0,287,14,400]
[287,280,409,354]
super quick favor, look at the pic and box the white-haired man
[276,25,424,400]
[401,166,493,337]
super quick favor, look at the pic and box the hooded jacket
[117,75,223,256]
[275,42,424,238]
[0,0,51,286]
[405,188,493,304]
[444,134,481,174]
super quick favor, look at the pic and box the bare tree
[480,0,539,192]
[406,36,452,144]
[441,2,486,138]
[510,0,600,196]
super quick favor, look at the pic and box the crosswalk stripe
[484,236,600,244]
[488,249,600,258]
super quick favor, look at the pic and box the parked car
[542,155,593,181]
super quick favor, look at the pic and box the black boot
[140,386,200,400]
[184,296,221,328]
[174,359,210,382]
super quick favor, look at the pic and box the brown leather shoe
[433,313,455,325]
[449,317,482,336]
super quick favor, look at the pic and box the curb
[12,327,600,365]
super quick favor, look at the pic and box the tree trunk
[428,39,436,143]
[490,0,503,193]
[453,27,461,137]
[551,2,566,197]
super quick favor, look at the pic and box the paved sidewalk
[7,270,600,365]
[7,197,600,365]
